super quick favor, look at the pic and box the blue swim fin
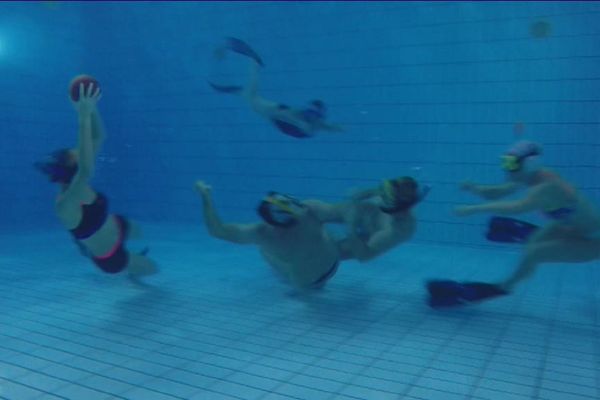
[208,81,243,94]
[225,37,264,66]
[426,280,464,308]
[459,282,508,302]
[427,280,508,308]
[486,216,538,244]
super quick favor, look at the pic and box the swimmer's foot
[208,81,244,94]
[426,280,508,308]
[225,37,264,66]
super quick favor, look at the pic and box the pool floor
[1,224,598,400]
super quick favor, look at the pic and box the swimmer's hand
[73,82,101,116]
[194,180,212,196]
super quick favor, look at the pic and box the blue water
[1,2,599,400]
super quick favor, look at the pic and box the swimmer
[195,181,340,290]
[35,82,157,277]
[428,141,600,307]
[305,177,430,261]
[208,37,344,139]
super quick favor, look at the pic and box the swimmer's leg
[127,252,158,278]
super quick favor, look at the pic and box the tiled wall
[0,2,88,230]
[3,2,600,247]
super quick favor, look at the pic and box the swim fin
[426,280,464,307]
[459,282,508,302]
[427,280,508,308]
[486,216,538,244]
[208,81,243,94]
[225,37,264,66]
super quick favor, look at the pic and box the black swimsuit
[69,193,130,274]
[70,193,109,239]
[271,104,313,139]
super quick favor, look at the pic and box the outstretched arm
[195,181,262,244]
[338,226,412,262]
[90,107,106,154]
[460,181,520,200]
[455,187,542,216]
[303,199,347,224]
[59,83,101,205]
[349,187,379,201]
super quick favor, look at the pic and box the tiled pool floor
[1,225,598,400]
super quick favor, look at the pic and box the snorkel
[380,177,431,214]
[257,192,306,228]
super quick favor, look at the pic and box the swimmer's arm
[455,189,541,216]
[90,107,106,154]
[461,181,520,200]
[59,107,95,206]
[303,200,346,223]
[340,228,403,262]
[197,188,261,244]
[349,187,379,201]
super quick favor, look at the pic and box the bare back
[256,214,339,288]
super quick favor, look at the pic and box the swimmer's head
[34,148,78,184]
[380,176,430,214]
[304,100,327,122]
[501,141,543,181]
[257,192,307,228]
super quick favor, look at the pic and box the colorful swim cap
[501,141,542,172]
[380,177,430,214]
[257,192,306,227]
[34,149,77,184]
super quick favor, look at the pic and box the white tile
[477,378,535,398]
[339,384,400,400]
[270,382,334,400]
[10,371,66,394]
[538,388,598,400]
[77,373,137,397]
[408,385,467,400]
[206,380,267,400]
[51,383,113,400]
[539,381,597,400]
[4,232,600,400]
[3,381,48,400]
[139,376,200,399]
[119,386,182,400]
[286,373,345,393]
[473,386,532,400]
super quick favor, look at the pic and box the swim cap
[380,177,430,214]
[501,141,542,172]
[34,149,77,184]
[257,192,306,227]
